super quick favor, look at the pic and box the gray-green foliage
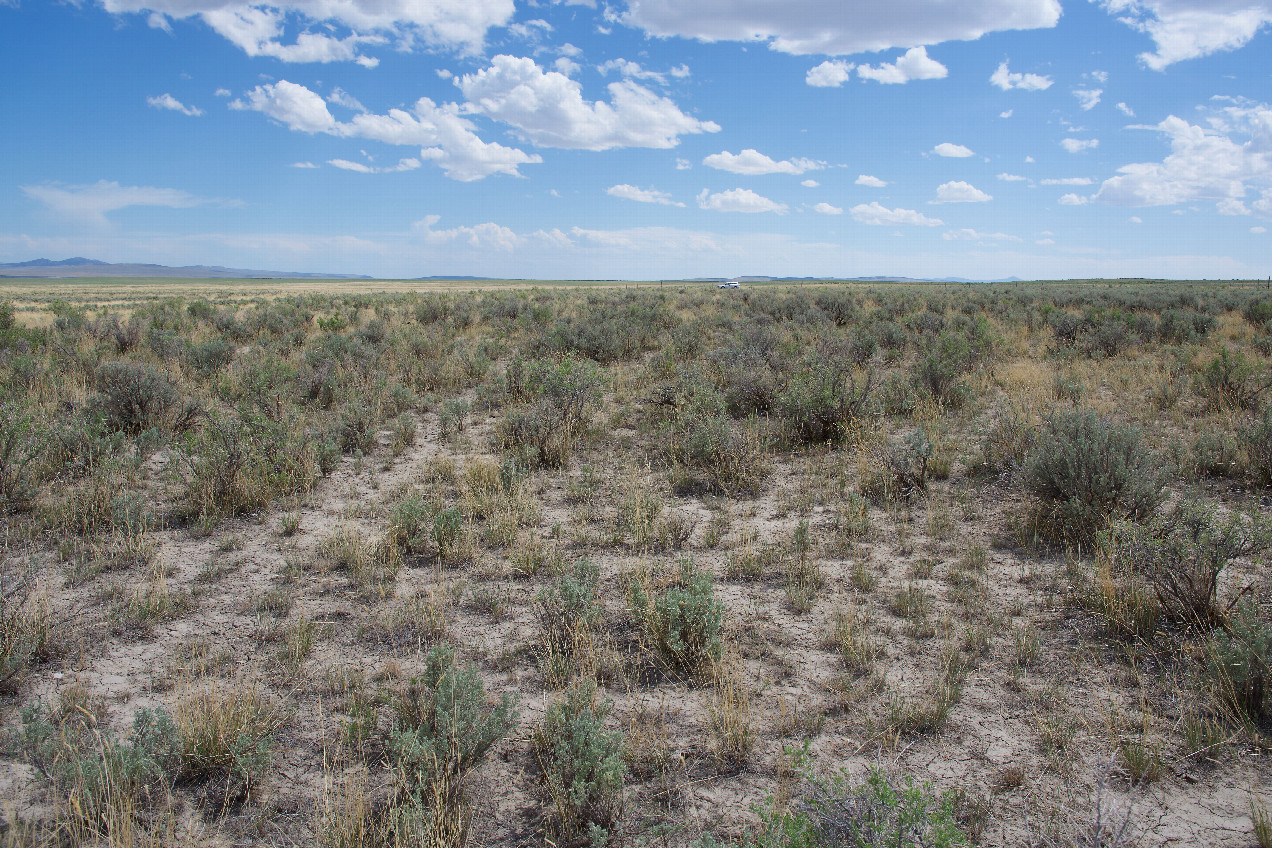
[1025,409,1164,544]
[496,353,604,468]
[537,559,603,662]
[534,678,625,845]
[1209,603,1272,722]
[389,643,518,792]
[734,763,968,848]
[0,400,43,513]
[629,558,724,673]
[12,703,180,832]
[93,361,182,434]
[1107,501,1267,625]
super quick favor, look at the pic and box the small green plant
[533,677,625,845]
[172,680,281,805]
[1252,796,1272,848]
[629,558,724,675]
[536,559,604,686]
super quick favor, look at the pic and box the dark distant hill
[0,258,371,279]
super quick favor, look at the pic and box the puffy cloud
[1059,193,1090,205]
[850,202,943,226]
[232,81,541,181]
[934,180,992,202]
[1098,0,1272,69]
[458,55,719,150]
[21,179,226,227]
[856,47,947,84]
[1041,177,1094,185]
[806,59,855,87]
[943,228,1022,241]
[328,157,421,173]
[1061,137,1099,152]
[989,60,1053,91]
[101,0,515,63]
[1001,109,1014,118]
[813,202,843,215]
[621,0,1061,56]
[606,184,685,206]
[933,142,974,157]
[1254,226,1268,234]
[696,188,788,213]
[801,179,820,187]
[147,93,203,116]
[599,58,673,83]
[1074,88,1103,110]
[1094,101,1272,211]
[415,214,520,251]
[997,173,1027,181]
[703,149,823,176]
[856,175,888,187]
[1217,198,1250,215]
[1117,102,1135,116]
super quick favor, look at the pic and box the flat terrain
[1,279,1270,847]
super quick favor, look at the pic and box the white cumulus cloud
[934,180,992,202]
[989,60,1053,91]
[1074,88,1103,110]
[1061,138,1100,153]
[607,184,685,206]
[801,179,820,187]
[856,47,948,84]
[856,175,888,187]
[943,228,1022,241]
[703,149,823,176]
[997,173,1027,181]
[696,188,788,213]
[1094,99,1272,212]
[415,214,520,251]
[458,55,719,150]
[805,59,855,87]
[101,0,515,64]
[231,80,541,181]
[147,93,203,116]
[933,142,975,158]
[813,202,843,215]
[850,202,943,226]
[1098,0,1272,69]
[621,0,1061,56]
[1059,193,1090,205]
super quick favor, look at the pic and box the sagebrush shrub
[94,361,182,434]
[537,560,603,677]
[775,357,873,445]
[1025,409,1164,544]
[629,558,724,674]
[1208,602,1272,722]
[1240,409,1272,486]
[533,678,625,845]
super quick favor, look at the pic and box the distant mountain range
[0,258,372,280]
[0,259,1026,283]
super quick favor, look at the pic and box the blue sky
[2,0,1270,280]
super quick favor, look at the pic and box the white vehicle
[717,281,740,288]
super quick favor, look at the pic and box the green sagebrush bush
[533,677,625,846]
[1197,347,1271,412]
[660,379,770,497]
[537,559,603,667]
[1025,409,1165,545]
[12,702,180,836]
[496,354,603,468]
[775,357,874,445]
[1208,602,1272,723]
[0,399,44,513]
[177,411,320,524]
[93,361,192,434]
[724,763,968,848]
[1105,501,1267,625]
[629,558,724,674]
[1240,409,1272,487]
[387,643,518,846]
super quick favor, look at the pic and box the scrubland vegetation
[1,278,1271,846]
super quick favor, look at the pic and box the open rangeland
[1,279,1270,847]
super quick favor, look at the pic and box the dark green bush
[1197,347,1270,411]
[1025,409,1165,544]
[0,400,43,513]
[1240,409,1272,486]
[533,678,625,845]
[629,558,724,674]
[775,358,873,444]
